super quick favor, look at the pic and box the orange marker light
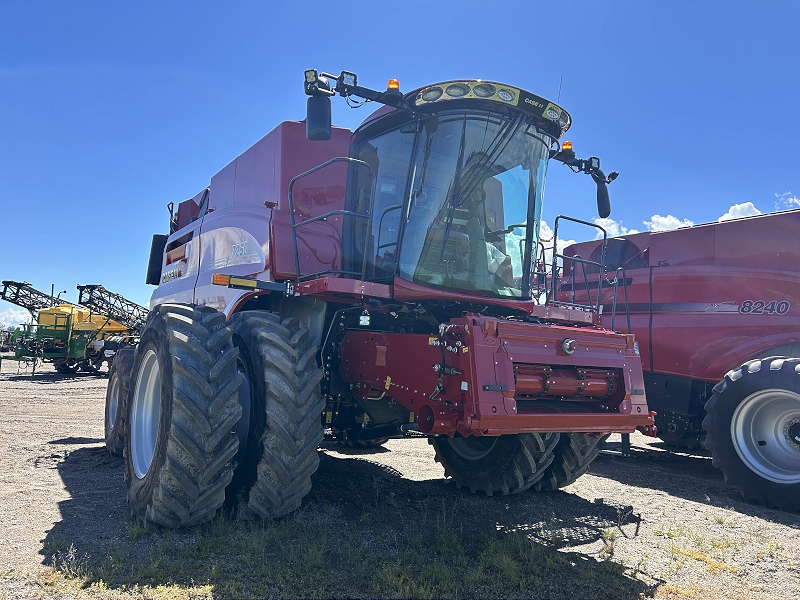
[562,141,573,151]
[387,79,400,90]
[212,273,231,286]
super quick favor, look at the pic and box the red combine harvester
[562,210,800,511]
[108,70,654,528]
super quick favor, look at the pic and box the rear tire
[229,311,325,519]
[703,357,800,511]
[430,433,559,495]
[104,347,134,456]
[533,433,606,491]
[124,304,242,527]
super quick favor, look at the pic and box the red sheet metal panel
[338,314,651,437]
[565,209,800,381]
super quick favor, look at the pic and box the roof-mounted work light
[335,71,358,96]
[303,69,333,96]
[304,68,333,140]
[340,71,357,88]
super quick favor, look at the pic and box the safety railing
[546,215,608,313]
[545,215,632,333]
[288,157,377,282]
[609,267,632,334]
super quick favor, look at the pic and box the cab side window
[346,126,415,281]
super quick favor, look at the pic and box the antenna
[557,77,563,104]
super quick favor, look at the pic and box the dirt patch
[0,360,798,599]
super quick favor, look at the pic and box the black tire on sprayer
[430,433,560,496]
[104,347,135,456]
[703,357,800,512]
[54,359,79,374]
[124,304,242,527]
[533,433,607,491]
[228,311,325,519]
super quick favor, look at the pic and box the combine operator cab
[116,70,654,530]
[299,71,618,302]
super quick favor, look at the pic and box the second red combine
[109,70,654,528]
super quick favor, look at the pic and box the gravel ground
[0,360,798,599]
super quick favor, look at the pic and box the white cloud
[775,191,800,210]
[492,220,575,290]
[644,214,694,231]
[0,307,31,329]
[718,202,761,222]
[592,218,640,239]
[537,220,576,265]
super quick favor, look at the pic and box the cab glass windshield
[353,110,550,299]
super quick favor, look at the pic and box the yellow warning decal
[462,347,469,353]
[385,376,392,390]
[409,412,415,423]
[325,411,333,424]
[428,337,438,345]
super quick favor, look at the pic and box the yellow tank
[37,305,129,336]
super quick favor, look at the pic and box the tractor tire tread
[430,433,559,496]
[105,348,135,456]
[230,311,324,520]
[534,433,605,491]
[702,356,800,512]
[125,304,242,528]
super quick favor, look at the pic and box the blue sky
[1,0,798,325]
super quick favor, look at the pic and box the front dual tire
[229,311,325,519]
[124,304,242,528]
[123,305,325,528]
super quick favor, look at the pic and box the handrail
[553,253,605,311]
[545,220,633,333]
[288,157,377,283]
[609,267,632,334]
[546,215,608,313]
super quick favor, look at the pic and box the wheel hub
[787,420,800,450]
[107,375,119,432]
[130,349,161,479]
[731,388,800,484]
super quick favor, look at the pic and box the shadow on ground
[592,443,800,525]
[42,445,661,599]
[4,371,106,384]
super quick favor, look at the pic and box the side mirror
[146,234,168,286]
[592,172,611,219]
[306,95,331,141]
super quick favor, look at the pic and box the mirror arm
[551,151,617,219]
[306,69,413,110]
